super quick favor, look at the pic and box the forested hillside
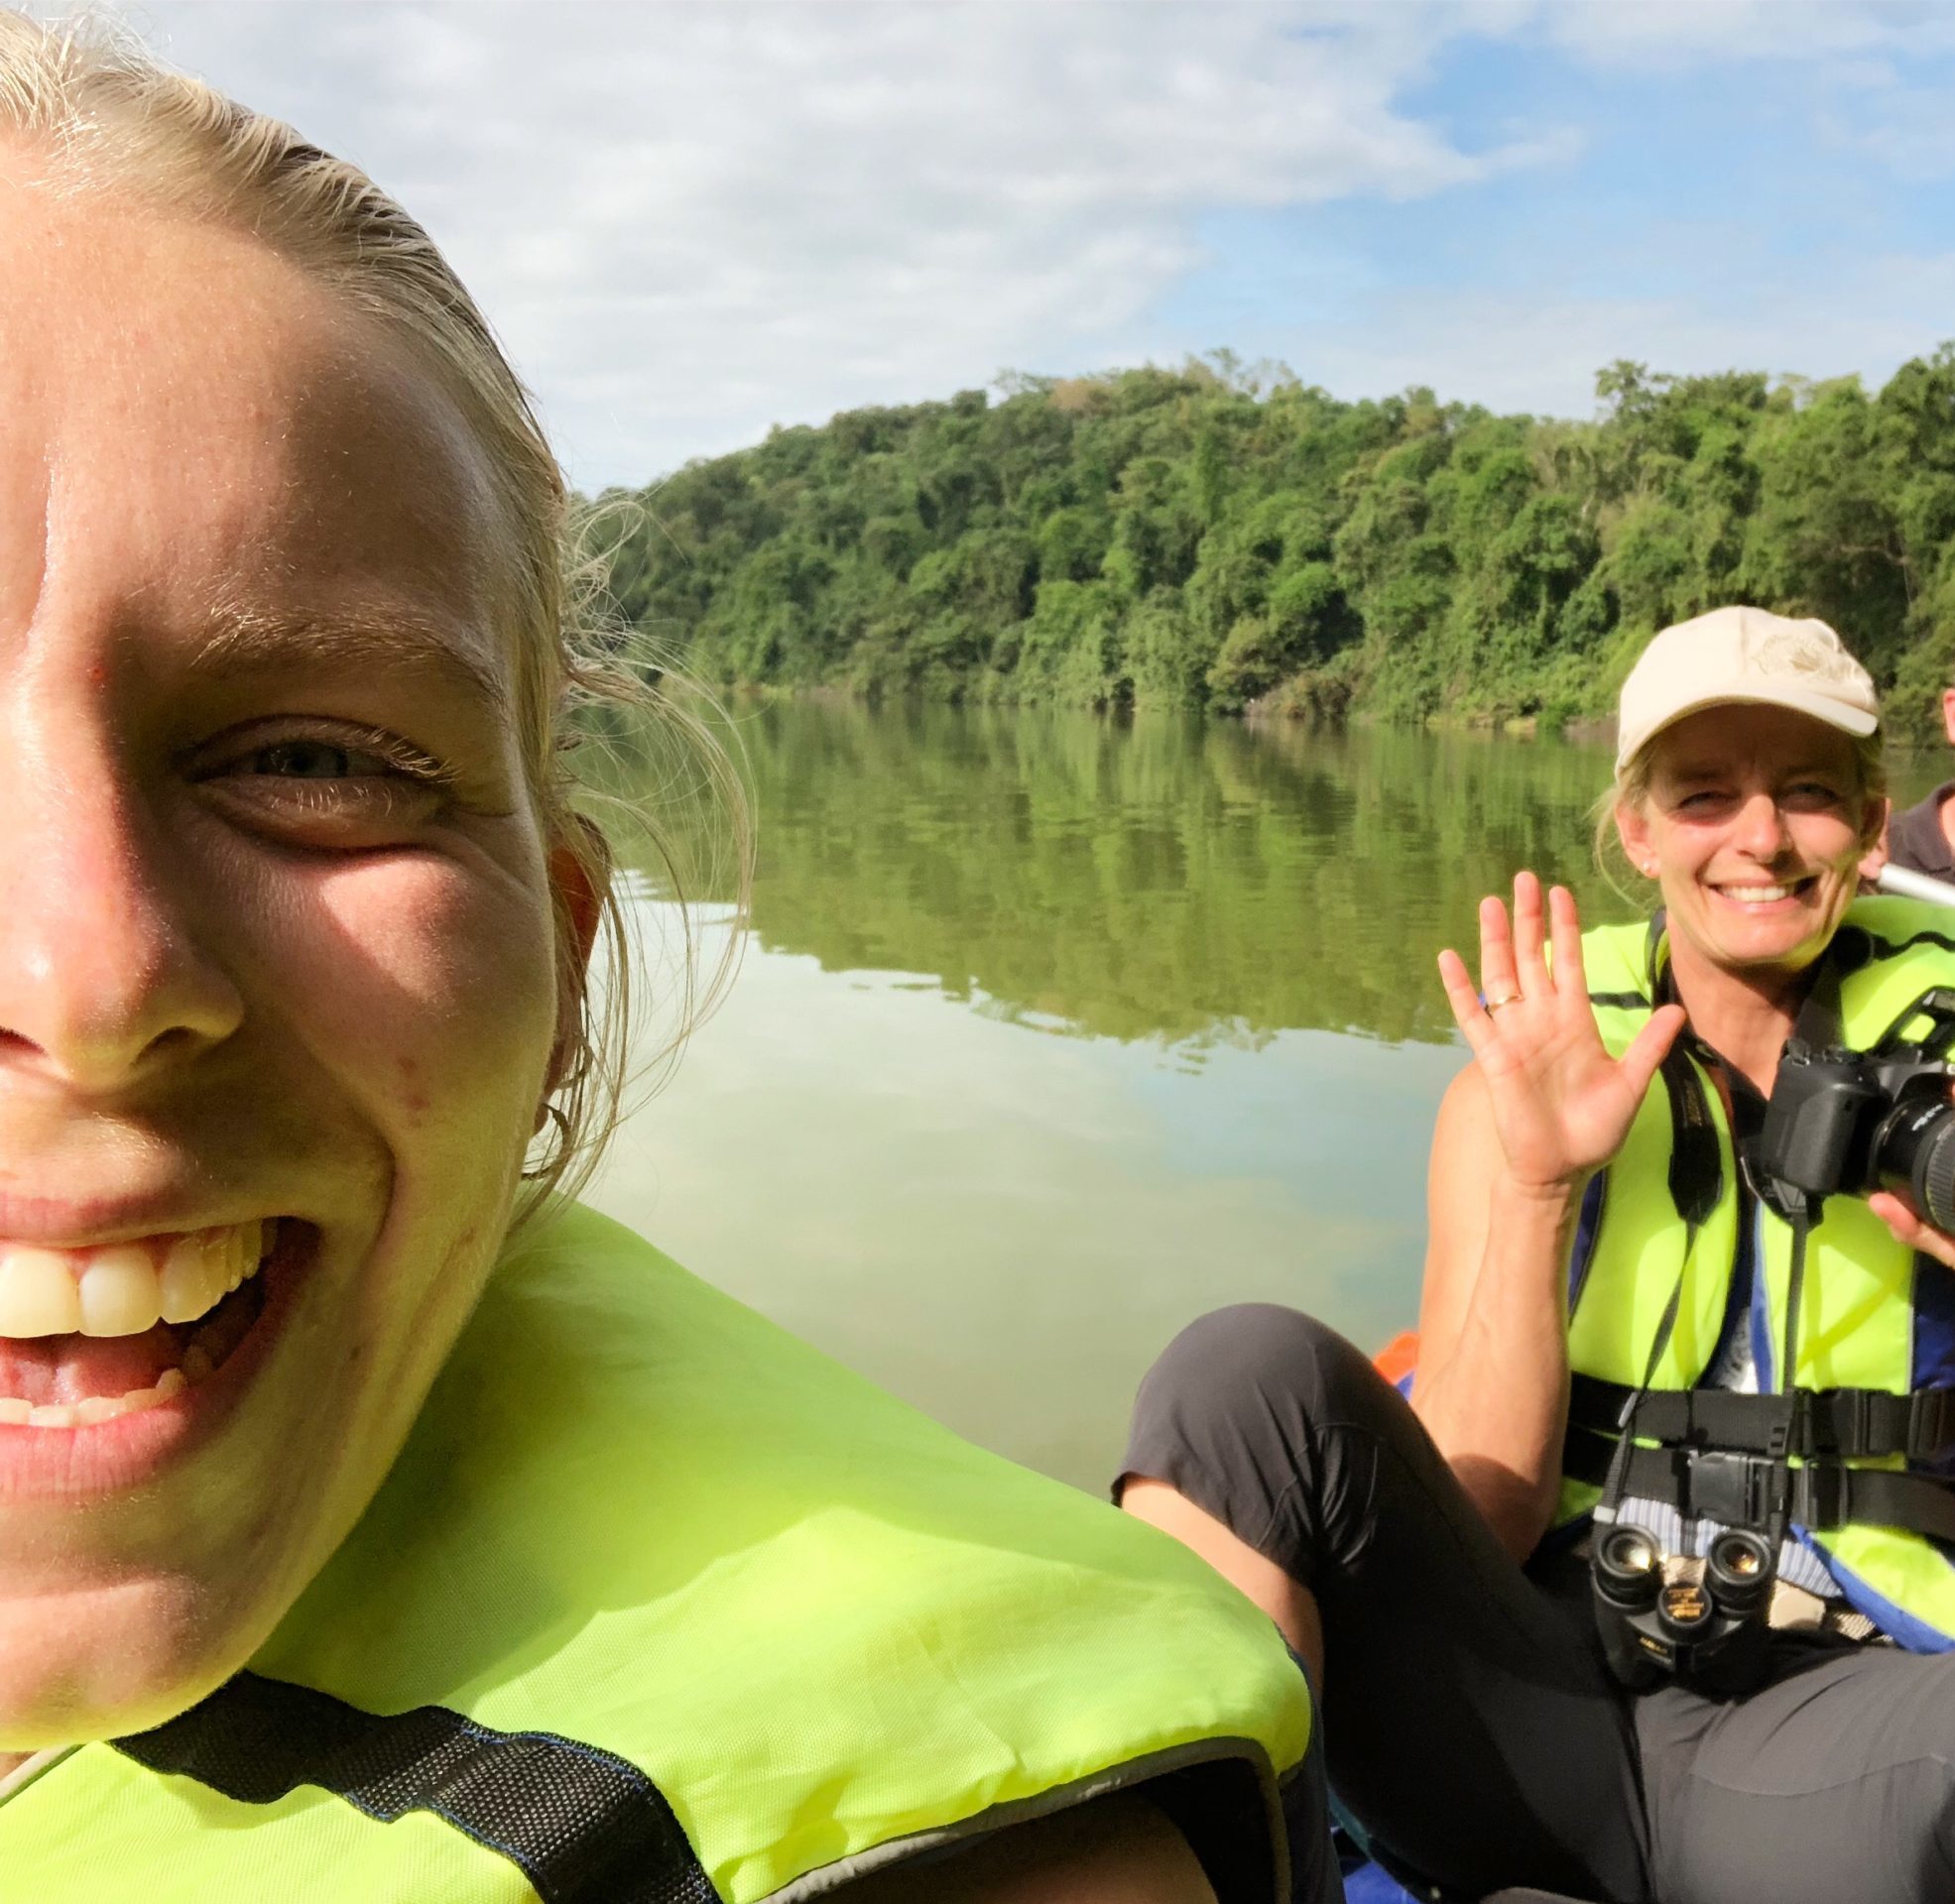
[592,347,1955,738]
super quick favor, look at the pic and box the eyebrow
[1667,761,1843,785]
[183,605,510,716]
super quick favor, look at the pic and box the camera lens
[1705,1528,1774,1616]
[1877,1093,1955,1232]
[1594,1524,1662,1609]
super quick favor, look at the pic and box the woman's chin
[0,1569,268,1751]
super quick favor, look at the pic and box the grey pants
[1120,1305,1955,1904]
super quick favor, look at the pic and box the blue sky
[1136,9,1955,416]
[114,1,1955,486]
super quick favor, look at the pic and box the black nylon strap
[1658,1043,1723,1234]
[114,1672,718,1904]
[1568,1373,1955,1464]
[1607,1445,1955,1544]
[1563,1419,1621,1488]
[1587,990,1652,1012]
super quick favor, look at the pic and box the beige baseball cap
[1615,604,1879,775]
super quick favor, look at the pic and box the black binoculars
[1591,1522,1775,1694]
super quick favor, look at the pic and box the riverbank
[592,347,1955,743]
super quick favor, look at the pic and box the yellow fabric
[2,1204,1309,1902]
[1554,919,1739,1533]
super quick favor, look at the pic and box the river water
[585,700,1944,1492]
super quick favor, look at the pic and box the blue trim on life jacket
[1341,1863,1423,1903]
[1566,1172,1607,1315]
[1751,1202,1776,1393]
[1706,1192,1757,1378]
[1803,1537,1955,1654]
[1911,1250,1955,1399]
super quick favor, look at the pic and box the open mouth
[0,1222,283,1428]
[1710,875,1818,907]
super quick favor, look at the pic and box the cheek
[275,854,558,1150]
[1792,815,1868,873]
[1647,822,1714,884]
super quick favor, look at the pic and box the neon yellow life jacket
[0,1204,1310,1902]
[1560,899,1955,1650]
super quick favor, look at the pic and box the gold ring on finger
[1486,992,1520,1012]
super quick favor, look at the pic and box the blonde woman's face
[1616,704,1885,980]
[0,181,563,1745]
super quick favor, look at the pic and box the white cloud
[62,1,1955,481]
[116,0,1563,485]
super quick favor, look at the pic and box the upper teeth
[0,1223,266,1339]
[1722,884,1796,901]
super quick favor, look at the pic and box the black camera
[1592,1523,1775,1694]
[1751,990,1955,1230]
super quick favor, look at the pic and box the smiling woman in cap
[1120,606,1955,1902]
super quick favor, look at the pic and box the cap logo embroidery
[1750,622,1863,687]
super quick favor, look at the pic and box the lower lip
[0,1224,313,1502]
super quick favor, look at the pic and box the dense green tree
[590,347,1955,738]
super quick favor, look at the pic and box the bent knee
[1122,1304,1390,1514]
[1134,1304,1374,1435]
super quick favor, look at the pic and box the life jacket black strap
[1594,1443,1955,1545]
[1568,1373,1955,1465]
[114,1671,717,1904]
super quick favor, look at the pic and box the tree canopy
[589,346,1955,739]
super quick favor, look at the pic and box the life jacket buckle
[1767,1394,1807,1459]
[1826,1388,1870,1458]
[1908,1389,1955,1463]
[1686,1450,1786,1527]
[1796,1462,1852,1529]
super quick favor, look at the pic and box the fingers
[1479,892,1520,1011]
[1616,1003,1687,1104]
[1437,947,1496,1056]
[1452,873,1574,1030]
[1870,1192,1955,1271]
[1548,884,1585,994]
[1512,871,1548,999]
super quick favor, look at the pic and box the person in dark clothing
[1887,783,1955,879]
[1885,682,1955,879]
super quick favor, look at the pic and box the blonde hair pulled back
[0,9,751,1210]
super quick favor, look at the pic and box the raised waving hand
[1436,873,1687,1194]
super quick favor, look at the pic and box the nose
[1732,788,1792,861]
[0,757,244,1095]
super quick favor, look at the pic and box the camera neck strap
[1755,950,1848,1389]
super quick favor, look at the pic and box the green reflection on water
[585,703,1953,1490]
[739,699,1625,1047]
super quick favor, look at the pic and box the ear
[1614,797,1653,879]
[551,835,605,970]
[542,822,607,1104]
[1860,790,1892,860]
